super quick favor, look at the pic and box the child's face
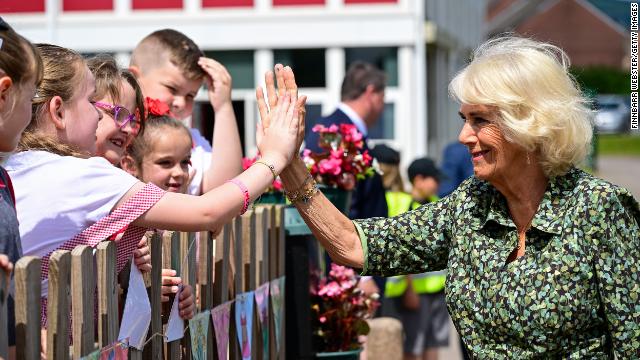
[135,60,201,121]
[139,128,192,193]
[94,80,139,164]
[64,66,102,153]
[0,75,37,152]
[413,175,439,200]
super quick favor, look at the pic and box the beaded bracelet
[253,160,278,183]
[226,178,250,215]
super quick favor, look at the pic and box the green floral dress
[354,168,640,358]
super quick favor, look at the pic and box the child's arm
[198,57,243,193]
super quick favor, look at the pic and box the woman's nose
[458,122,476,146]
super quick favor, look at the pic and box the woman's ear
[47,96,66,130]
[120,154,140,178]
[0,76,14,111]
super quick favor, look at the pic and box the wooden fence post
[197,231,215,360]
[15,256,41,360]
[164,231,182,360]
[47,250,71,360]
[97,241,118,348]
[180,232,196,360]
[149,232,164,359]
[71,245,96,358]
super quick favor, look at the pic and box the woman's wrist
[280,157,311,190]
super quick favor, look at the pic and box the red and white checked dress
[39,182,165,325]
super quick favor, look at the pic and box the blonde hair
[449,36,593,177]
[379,163,405,192]
[17,44,89,157]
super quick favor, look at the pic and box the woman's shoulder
[565,168,639,227]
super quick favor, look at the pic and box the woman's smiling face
[457,103,527,183]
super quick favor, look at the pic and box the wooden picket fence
[0,204,287,360]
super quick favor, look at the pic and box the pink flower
[318,281,343,297]
[318,158,342,176]
[330,149,343,159]
[319,316,327,323]
[242,156,256,170]
[340,124,363,143]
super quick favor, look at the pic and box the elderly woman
[258,37,640,358]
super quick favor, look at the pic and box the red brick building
[487,0,629,69]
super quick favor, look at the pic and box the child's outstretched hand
[159,269,193,319]
[198,57,232,112]
[257,64,307,152]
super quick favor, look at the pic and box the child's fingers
[161,285,180,296]
[256,86,270,127]
[161,275,182,286]
[265,70,277,109]
[274,93,291,126]
[136,263,152,273]
[161,268,177,277]
[275,64,286,100]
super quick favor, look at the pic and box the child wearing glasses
[88,55,144,165]
[0,17,43,352]
[89,54,199,317]
[6,43,304,335]
[129,29,243,195]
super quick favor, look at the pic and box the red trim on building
[273,0,325,6]
[132,0,183,10]
[202,0,253,7]
[63,0,113,11]
[1,0,45,13]
[345,0,396,3]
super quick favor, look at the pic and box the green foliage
[570,66,629,95]
[596,134,640,156]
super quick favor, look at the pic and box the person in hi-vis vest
[377,155,450,360]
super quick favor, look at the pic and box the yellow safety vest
[383,192,446,297]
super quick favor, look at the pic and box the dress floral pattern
[354,168,640,358]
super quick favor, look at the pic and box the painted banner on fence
[270,276,285,354]
[255,282,270,359]
[235,291,255,360]
[189,310,210,360]
[80,340,128,360]
[118,259,151,349]
[212,300,233,360]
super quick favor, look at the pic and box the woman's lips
[471,150,489,160]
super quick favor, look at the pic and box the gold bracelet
[253,160,278,182]
[285,175,319,203]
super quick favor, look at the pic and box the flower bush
[303,124,375,191]
[242,155,283,192]
[310,263,380,352]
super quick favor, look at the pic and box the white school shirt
[4,150,139,259]
[188,128,212,195]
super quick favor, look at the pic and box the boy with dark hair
[129,29,243,195]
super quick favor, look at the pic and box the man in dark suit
[305,62,388,298]
[305,61,388,220]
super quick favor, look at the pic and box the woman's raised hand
[256,64,307,169]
